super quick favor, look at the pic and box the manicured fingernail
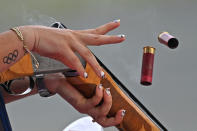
[84,72,88,78]
[121,110,126,117]
[98,84,103,90]
[105,88,111,96]
[113,19,120,23]
[117,34,126,38]
[101,71,105,78]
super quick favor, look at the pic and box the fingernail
[100,71,105,78]
[117,34,126,38]
[84,72,88,78]
[113,19,120,23]
[98,84,103,90]
[121,110,126,117]
[105,88,111,96]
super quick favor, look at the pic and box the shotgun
[0,22,167,131]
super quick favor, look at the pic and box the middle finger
[77,33,126,46]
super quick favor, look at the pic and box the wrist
[19,26,37,52]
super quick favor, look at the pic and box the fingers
[76,19,120,35]
[96,109,125,127]
[85,84,103,108]
[56,80,86,110]
[97,88,112,116]
[58,81,125,127]
[58,20,125,78]
[88,88,112,118]
[89,88,125,127]
[57,82,105,114]
[60,47,87,78]
[93,19,120,35]
[71,42,104,78]
[77,33,126,46]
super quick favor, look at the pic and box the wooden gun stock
[66,63,161,131]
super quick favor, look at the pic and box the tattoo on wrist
[3,50,18,64]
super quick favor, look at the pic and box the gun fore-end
[65,63,162,131]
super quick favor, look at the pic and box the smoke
[22,10,57,26]
[18,7,65,70]
[113,54,141,87]
[19,3,57,26]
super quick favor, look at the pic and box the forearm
[0,27,35,72]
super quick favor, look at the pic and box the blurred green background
[1,0,197,130]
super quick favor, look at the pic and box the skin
[2,73,124,127]
[0,20,126,127]
[0,20,125,77]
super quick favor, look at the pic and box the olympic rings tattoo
[3,50,18,64]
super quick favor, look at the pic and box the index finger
[57,80,87,111]
[76,19,120,35]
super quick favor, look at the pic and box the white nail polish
[121,110,126,117]
[105,88,111,96]
[84,72,88,78]
[98,84,103,89]
[117,34,126,38]
[113,19,120,23]
[101,71,105,78]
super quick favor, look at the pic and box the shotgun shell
[158,32,179,49]
[140,46,155,86]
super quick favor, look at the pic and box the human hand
[56,79,125,127]
[20,20,125,78]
